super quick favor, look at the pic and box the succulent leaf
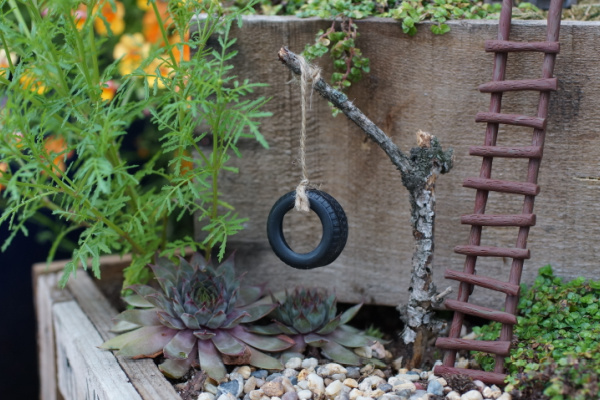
[240,304,277,324]
[122,294,153,308]
[338,303,363,325]
[237,285,266,306]
[315,314,342,335]
[198,339,227,382]
[248,346,284,370]
[110,326,177,358]
[246,324,283,335]
[115,309,161,327]
[321,340,362,366]
[159,355,196,379]
[164,330,196,360]
[221,309,251,329]
[110,320,141,333]
[327,328,371,348]
[157,311,187,330]
[230,325,294,352]
[304,333,328,347]
[211,330,247,356]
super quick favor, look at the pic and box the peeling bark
[278,47,454,367]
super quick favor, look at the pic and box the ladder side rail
[442,0,514,369]
[494,0,565,373]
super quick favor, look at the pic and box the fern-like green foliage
[472,265,600,399]
[0,0,270,288]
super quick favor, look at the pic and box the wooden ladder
[433,0,565,386]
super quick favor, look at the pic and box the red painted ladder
[433,0,565,386]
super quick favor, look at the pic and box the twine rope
[295,55,321,212]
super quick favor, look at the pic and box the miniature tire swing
[267,55,348,269]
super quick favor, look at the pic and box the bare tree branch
[278,46,412,176]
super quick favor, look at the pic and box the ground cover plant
[472,265,600,399]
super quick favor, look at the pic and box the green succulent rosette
[250,288,374,365]
[100,253,293,381]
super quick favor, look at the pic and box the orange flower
[19,70,47,94]
[142,1,170,44]
[0,49,16,77]
[0,162,8,191]
[44,136,74,176]
[113,33,150,76]
[144,57,172,89]
[100,80,118,101]
[93,0,125,36]
[170,34,190,64]
[73,3,88,30]
[173,149,193,176]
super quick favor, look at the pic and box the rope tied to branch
[294,55,321,212]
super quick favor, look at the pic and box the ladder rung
[485,40,560,54]
[433,365,507,386]
[475,112,546,130]
[461,213,536,227]
[436,337,512,356]
[454,245,530,259]
[444,269,521,296]
[469,145,542,159]
[479,78,558,93]
[444,299,518,325]
[463,177,540,196]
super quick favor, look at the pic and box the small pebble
[395,389,412,398]
[348,389,364,400]
[244,377,257,394]
[307,373,325,396]
[302,358,319,370]
[255,379,265,388]
[217,394,236,400]
[395,374,420,382]
[392,382,416,393]
[297,389,313,400]
[217,380,242,398]
[378,383,393,393]
[261,381,285,397]
[358,376,384,391]
[446,391,461,400]
[290,377,298,385]
[460,390,483,400]
[297,380,309,390]
[473,380,485,391]
[330,373,346,381]
[325,380,344,396]
[205,383,218,395]
[198,394,215,400]
[282,392,299,400]
[283,368,299,378]
[285,357,303,370]
[251,370,268,380]
[497,394,512,400]
[334,393,350,400]
[426,380,443,396]
[237,366,252,380]
[266,373,284,382]
[346,367,361,379]
[248,390,263,400]
[487,385,502,399]
[409,390,428,400]
[343,378,358,388]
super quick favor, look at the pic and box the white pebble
[356,396,371,400]
[348,389,364,400]
[325,380,344,397]
[473,380,485,391]
[197,393,215,400]
[392,382,416,392]
[217,394,236,400]
[409,390,429,400]
[283,368,299,378]
[488,385,503,399]
[445,391,461,400]
[204,383,218,395]
[358,376,384,391]
[436,378,447,387]
[302,358,319,370]
[455,358,469,369]
[244,377,257,394]
[343,378,358,388]
[307,373,325,396]
[395,373,420,382]
[297,389,313,400]
[497,394,512,400]
[297,380,309,390]
[237,366,252,379]
[285,357,303,370]
[353,346,372,358]
[330,373,346,381]
[460,390,483,400]
[248,390,263,400]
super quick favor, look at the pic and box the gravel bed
[176,354,515,400]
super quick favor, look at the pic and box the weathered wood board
[33,257,180,400]
[194,16,600,309]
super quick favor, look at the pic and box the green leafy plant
[472,265,600,399]
[100,252,294,381]
[251,287,375,365]
[0,0,270,287]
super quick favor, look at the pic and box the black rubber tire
[267,189,348,270]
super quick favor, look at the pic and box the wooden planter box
[33,255,180,400]
[201,16,600,310]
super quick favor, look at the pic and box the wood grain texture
[478,78,557,92]
[454,244,530,259]
[444,299,518,324]
[435,337,511,356]
[462,177,540,196]
[469,145,542,158]
[460,213,536,226]
[444,269,520,295]
[485,39,560,53]
[53,301,143,400]
[433,365,507,386]
[193,17,600,309]
[475,111,547,129]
